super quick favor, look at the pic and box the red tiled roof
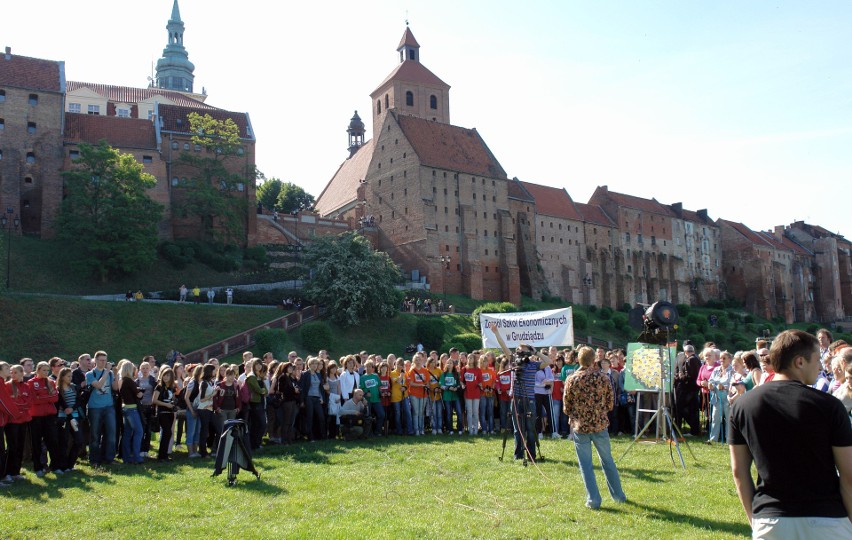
[756,231,792,252]
[0,52,63,92]
[719,219,773,248]
[508,178,535,202]
[518,180,583,221]
[371,61,449,95]
[314,139,375,216]
[590,186,675,217]
[67,81,215,109]
[64,113,157,149]
[576,203,617,228]
[398,27,420,49]
[158,104,253,140]
[778,235,813,256]
[396,114,506,179]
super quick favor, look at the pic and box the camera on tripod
[513,345,537,365]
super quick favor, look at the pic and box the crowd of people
[0,328,850,493]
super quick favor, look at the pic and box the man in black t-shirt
[729,329,852,539]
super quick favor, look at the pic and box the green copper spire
[156,0,195,92]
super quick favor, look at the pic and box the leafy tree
[256,178,282,212]
[57,141,164,282]
[178,112,253,244]
[275,182,315,214]
[302,232,402,327]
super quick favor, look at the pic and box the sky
[4,1,851,239]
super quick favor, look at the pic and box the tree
[178,112,253,244]
[275,182,315,214]
[57,141,164,282]
[302,232,402,327]
[256,178,282,212]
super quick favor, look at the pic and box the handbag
[328,394,342,417]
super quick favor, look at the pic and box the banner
[622,342,677,392]
[480,307,574,349]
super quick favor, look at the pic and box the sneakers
[139,452,148,458]
[35,470,45,478]
[538,433,544,440]
[1,475,12,483]
[551,432,560,439]
[188,452,201,458]
[52,469,64,475]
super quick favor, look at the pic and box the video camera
[513,345,537,366]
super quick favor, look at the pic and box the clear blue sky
[4,0,850,238]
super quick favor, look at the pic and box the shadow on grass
[0,468,117,501]
[617,500,751,536]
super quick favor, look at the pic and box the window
[29,94,38,106]
[237,183,245,192]
[171,177,179,186]
[117,108,130,118]
[194,144,201,152]
[183,143,190,151]
[625,233,630,243]
[69,150,79,159]
[87,104,100,115]
[142,155,153,164]
[627,265,632,273]
[237,147,245,156]
[26,152,35,164]
[406,91,414,106]
[68,102,80,113]
[24,176,33,184]
[181,177,188,185]
[377,100,381,114]
[385,94,389,108]
[430,95,437,109]
[0,118,3,130]
[0,149,3,160]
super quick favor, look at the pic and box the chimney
[4,46,11,60]
[773,225,785,241]
[671,202,683,218]
[698,209,708,220]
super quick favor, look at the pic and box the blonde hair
[577,346,595,367]
[119,360,136,379]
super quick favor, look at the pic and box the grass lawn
[0,296,284,362]
[0,435,748,539]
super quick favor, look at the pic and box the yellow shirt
[428,367,443,400]
[390,369,408,402]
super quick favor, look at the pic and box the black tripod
[498,366,542,466]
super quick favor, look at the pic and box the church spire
[155,0,195,93]
[347,110,365,157]
[398,27,420,63]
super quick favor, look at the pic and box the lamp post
[439,255,451,309]
[583,273,593,305]
[1,208,20,290]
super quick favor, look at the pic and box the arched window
[406,91,414,107]
[385,94,389,108]
[430,95,437,109]
[26,152,35,164]
[377,100,381,115]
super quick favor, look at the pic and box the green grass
[0,435,749,539]
[0,296,283,363]
[2,235,289,295]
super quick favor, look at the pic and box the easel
[620,345,696,469]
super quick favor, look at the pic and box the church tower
[347,110,365,157]
[369,26,451,136]
[155,0,196,93]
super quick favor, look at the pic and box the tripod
[498,366,542,466]
[620,343,695,469]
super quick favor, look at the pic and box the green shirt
[439,373,460,402]
[359,373,381,403]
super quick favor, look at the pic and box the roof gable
[314,139,375,216]
[508,178,535,203]
[67,82,215,110]
[371,61,449,95]
[396,114,506,179]
[518,180,582,221]
[720,219,773,248]
[591,186,675,217]
[576,203,617,228]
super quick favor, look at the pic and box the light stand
[439,255,451,312]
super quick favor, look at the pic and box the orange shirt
[406,367,430,399]
[480,367,496,397]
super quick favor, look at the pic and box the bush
[612,313,629,332]
[416,318,446,351]
[159,241,191,269]
[451,333,484,352]
[687,313,709,333]
[704,299,725,309]
[621,303,632,313]
[573,311,588,331]
[743,314,755,324]
[253,328,289,359]
[471,302,518,332]
[588,305,597,313]
[301,321,333,354]
[601,320,615,332]
[676,304,691,317]
[244,245,269,268]
[598,306,614,320]
[443,342,465,355]
[806,324,820,334]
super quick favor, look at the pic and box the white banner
[480,307,574,349]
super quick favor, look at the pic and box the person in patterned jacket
[563,346,627,510]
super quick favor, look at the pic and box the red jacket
[7,381,32,424]
[0,380,23,427]
[27,377,58,417]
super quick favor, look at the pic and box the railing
[182,305,323,363]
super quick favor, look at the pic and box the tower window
[27,122,36,134]
[377,100,381,115]
[385,94,389,108]
[406,91,414,107]
[430,95,437,109]
[0,118,4,130]
[0,90,5,102]
[408,49,416,60]
[26,152,35,164]
[28,94,38,106]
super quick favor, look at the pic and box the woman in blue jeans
[117,361,144,464]
[183,365,203,458]
[246,359,269,449]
